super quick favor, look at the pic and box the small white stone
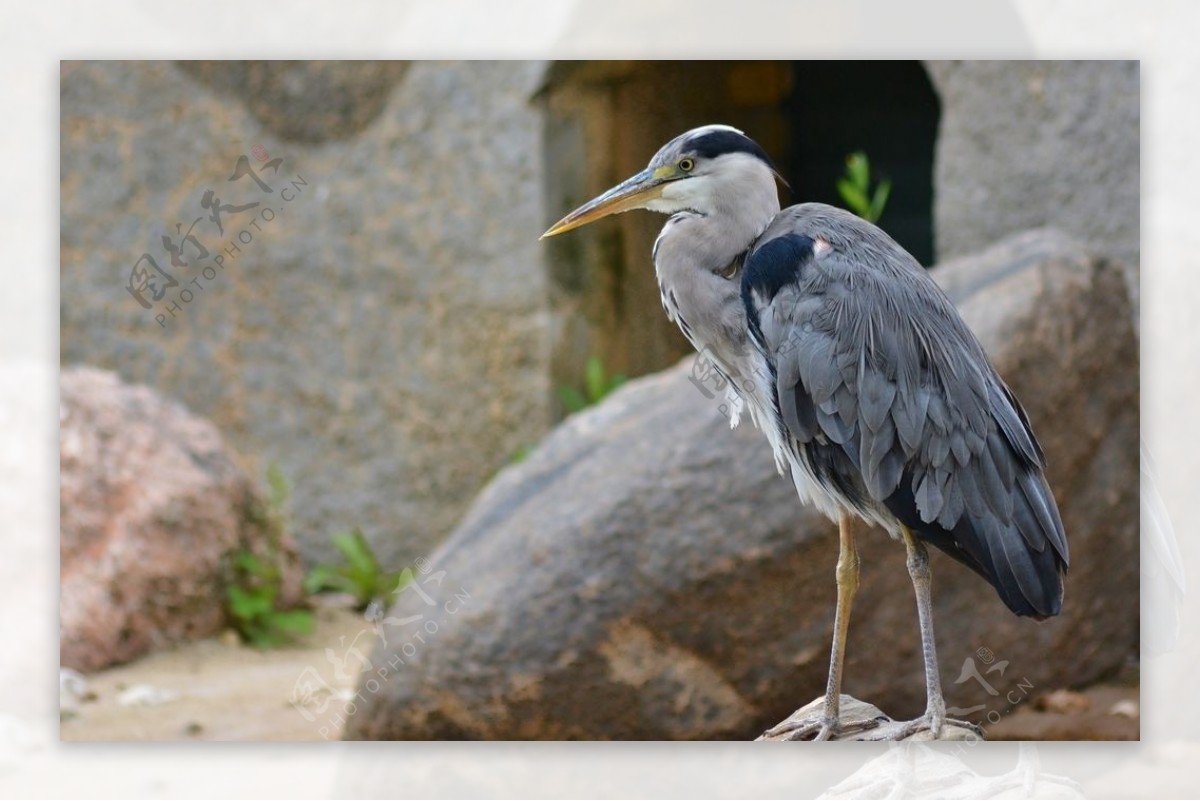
[116,684,180,707]
[1108,699,1139,718]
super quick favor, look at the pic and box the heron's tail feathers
[890,466,1068,619]
[942,469,1068,619]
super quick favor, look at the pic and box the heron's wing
[742,204,1068,618]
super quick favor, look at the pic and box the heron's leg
[760,513,861,741]
[871,526,982,741]
[816,512,860,739]
[901,525,945,736]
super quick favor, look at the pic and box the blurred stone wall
[61,61,551,566]
[926,60,1140,309]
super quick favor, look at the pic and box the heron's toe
[761,712,835,741]
[876,713,982,742]
[759,695,895,741]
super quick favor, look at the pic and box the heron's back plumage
[741,204,1068,618]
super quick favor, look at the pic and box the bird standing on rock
[541,125,1068,741]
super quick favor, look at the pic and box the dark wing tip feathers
[884,467,1066,619]
[889,376,1067,618]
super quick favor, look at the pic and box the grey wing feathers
[744,204,1068,619]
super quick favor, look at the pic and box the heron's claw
[759,710,882,741]
[866,712,982,742]
[762,713,840,741]
[758,695,894,741]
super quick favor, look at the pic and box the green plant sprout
[226,550,313,647]
[557,355,627,413]
[225,463,314,648]
[305,528,411,610]
[837,151,891,224]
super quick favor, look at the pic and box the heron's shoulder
[754,202,865,241]
[755,202,915,264]
[741,231,817,308]
[742,203,877,301]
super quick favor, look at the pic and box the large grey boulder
[926,61,1140,310]
[345,229,1137,740]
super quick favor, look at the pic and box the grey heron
[541,124,1069,741]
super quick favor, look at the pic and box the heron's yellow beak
[540,166,675,239]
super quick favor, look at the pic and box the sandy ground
[60,599,1138,742]
[60,600,372,742]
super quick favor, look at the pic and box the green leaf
[235,551,263,574]
[306,527,415,610]
[333,530,378,579]
[869,179,892,223]
[226,586,251,619]
[556,385,588,413]
[331,532,357,560]
[259,581,279,607]
[227,585,270,619]
[303,566,329,594]
[836,179,870,217]
[846,152,869,190]
[304,565,351,595]
[248,628,285,649]
[271,610,314,635]
[584,356,606,402]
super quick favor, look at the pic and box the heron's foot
[759,696,984,742]
[757,695,887,741]
[761,712,840,742]
[865,710,983,742]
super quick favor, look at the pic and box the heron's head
[541,124,785,239]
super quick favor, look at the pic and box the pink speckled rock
[60,366,303,672]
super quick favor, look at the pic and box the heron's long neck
[652,171,779,376]
[656,175,779,276]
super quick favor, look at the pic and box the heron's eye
[679,157,695,173]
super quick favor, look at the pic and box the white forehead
[686,124,744,137]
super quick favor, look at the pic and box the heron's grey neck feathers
[652,153,780,384]
[652,153,781,273]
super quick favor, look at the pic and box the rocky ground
[60,595,1137,742]
[985,673,1140,741]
